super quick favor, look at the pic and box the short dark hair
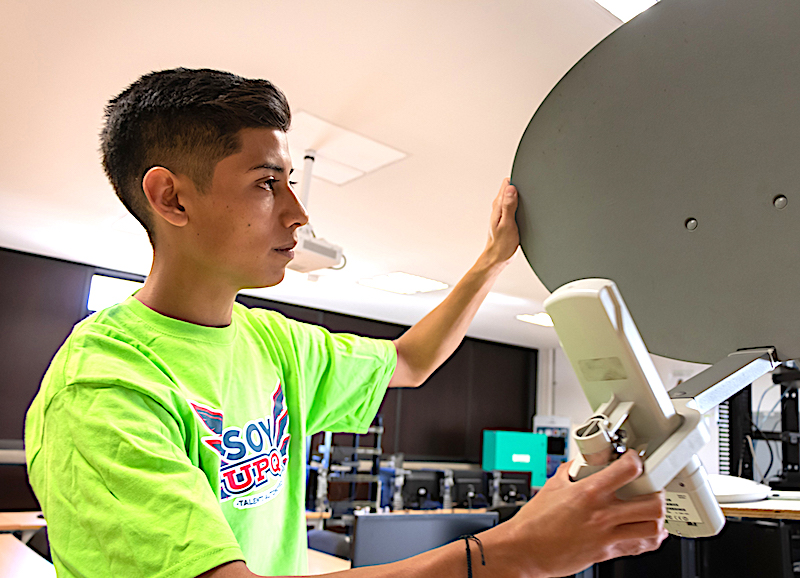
[100,68,291,243]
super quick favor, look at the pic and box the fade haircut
[100,68,291,244]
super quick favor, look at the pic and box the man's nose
[286,189,309,228]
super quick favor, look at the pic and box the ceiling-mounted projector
[287,225,343,273]
[286,150,345,273]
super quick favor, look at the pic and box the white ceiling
[0,0,621,350]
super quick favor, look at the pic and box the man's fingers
[498,183,518,227]
[606,491,666,526]
[490,179,510,224]
[534,460,572,493]
[609,521,668,549]
[578,450,643,494]
[553,459,573,480]
[485,177,521,264]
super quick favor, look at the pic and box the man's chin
[241,270,286,291]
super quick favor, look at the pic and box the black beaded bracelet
[459,534,486,578]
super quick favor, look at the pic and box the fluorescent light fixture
[516,313,554,328]
[595,0,659,23]
[87,274,144,312]
[358,272,448,295]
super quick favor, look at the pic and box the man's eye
[262,178,277,191]
[289,180,298,187]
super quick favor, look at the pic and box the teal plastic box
[482,430,547,487]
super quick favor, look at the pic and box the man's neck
[135,255,238,327]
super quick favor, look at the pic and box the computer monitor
[452,470,489,509]
[305,465,318,511]
[496,473,530,504]
[401,470,443,510]
[351,512,500,567]
[533,415,571,480]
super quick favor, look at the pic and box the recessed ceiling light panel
[516,313,554,327]
[595,0,659,23]
[358,272,448,295]
[288,111,407,185]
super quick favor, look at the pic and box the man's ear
[142,166,189,227]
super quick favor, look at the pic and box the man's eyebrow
[249,164,295,175]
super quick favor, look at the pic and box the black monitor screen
[547,436,566,455]
[401,470,443,509]
[452,471,489,509]
[498,474,530,503]
[351,512,499,567]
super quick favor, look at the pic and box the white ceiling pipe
[299,149,316,211]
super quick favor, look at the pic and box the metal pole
[491,471,502,507]
[300,149,316,211]
[680,538,699,578]
[668,348,777,415]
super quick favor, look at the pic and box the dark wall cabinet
[0,249,92,439]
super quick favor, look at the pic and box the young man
[25,68,667,577]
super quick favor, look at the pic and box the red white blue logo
[190,381,290,509]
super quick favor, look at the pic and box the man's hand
[487,450,668,577]
[481,178,519,268]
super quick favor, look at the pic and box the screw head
[685,218,698,231]
[774,195,788,210]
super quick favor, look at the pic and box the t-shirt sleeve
[280,319,397,435]
[31,384,243,578]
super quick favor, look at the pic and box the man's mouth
[274,243,296,259]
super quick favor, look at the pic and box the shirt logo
[189,381,290,509]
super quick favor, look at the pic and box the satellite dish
[512,0,800,364]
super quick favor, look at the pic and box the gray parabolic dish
[512,0,800,364]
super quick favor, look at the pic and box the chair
[307,529,351,560]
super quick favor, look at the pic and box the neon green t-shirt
[25,296,396,577]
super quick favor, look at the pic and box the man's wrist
[472,250,512,279]
[476,523,542,578]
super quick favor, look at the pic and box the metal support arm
[668,348,778,415]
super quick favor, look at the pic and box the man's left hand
[482,178,519,267]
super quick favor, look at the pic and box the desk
[306,510,332,530]
[0,511,47,531]
[307,549,351,575]
[0,535,55,577]
[722,498,800,521]
[0,511,46,543]
[305,510,332,520]
[389,508,488,515]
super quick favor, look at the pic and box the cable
[765,388,793,431]
[748,416,775,484]
[764,388,797,482]
[745,435,765,482]
[329,254,347,270]
[756,384,780,429]
[764,439,782,481]
[763,389,790,480]
[746,386,790,483]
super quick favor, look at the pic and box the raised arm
[389,178,520,388]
